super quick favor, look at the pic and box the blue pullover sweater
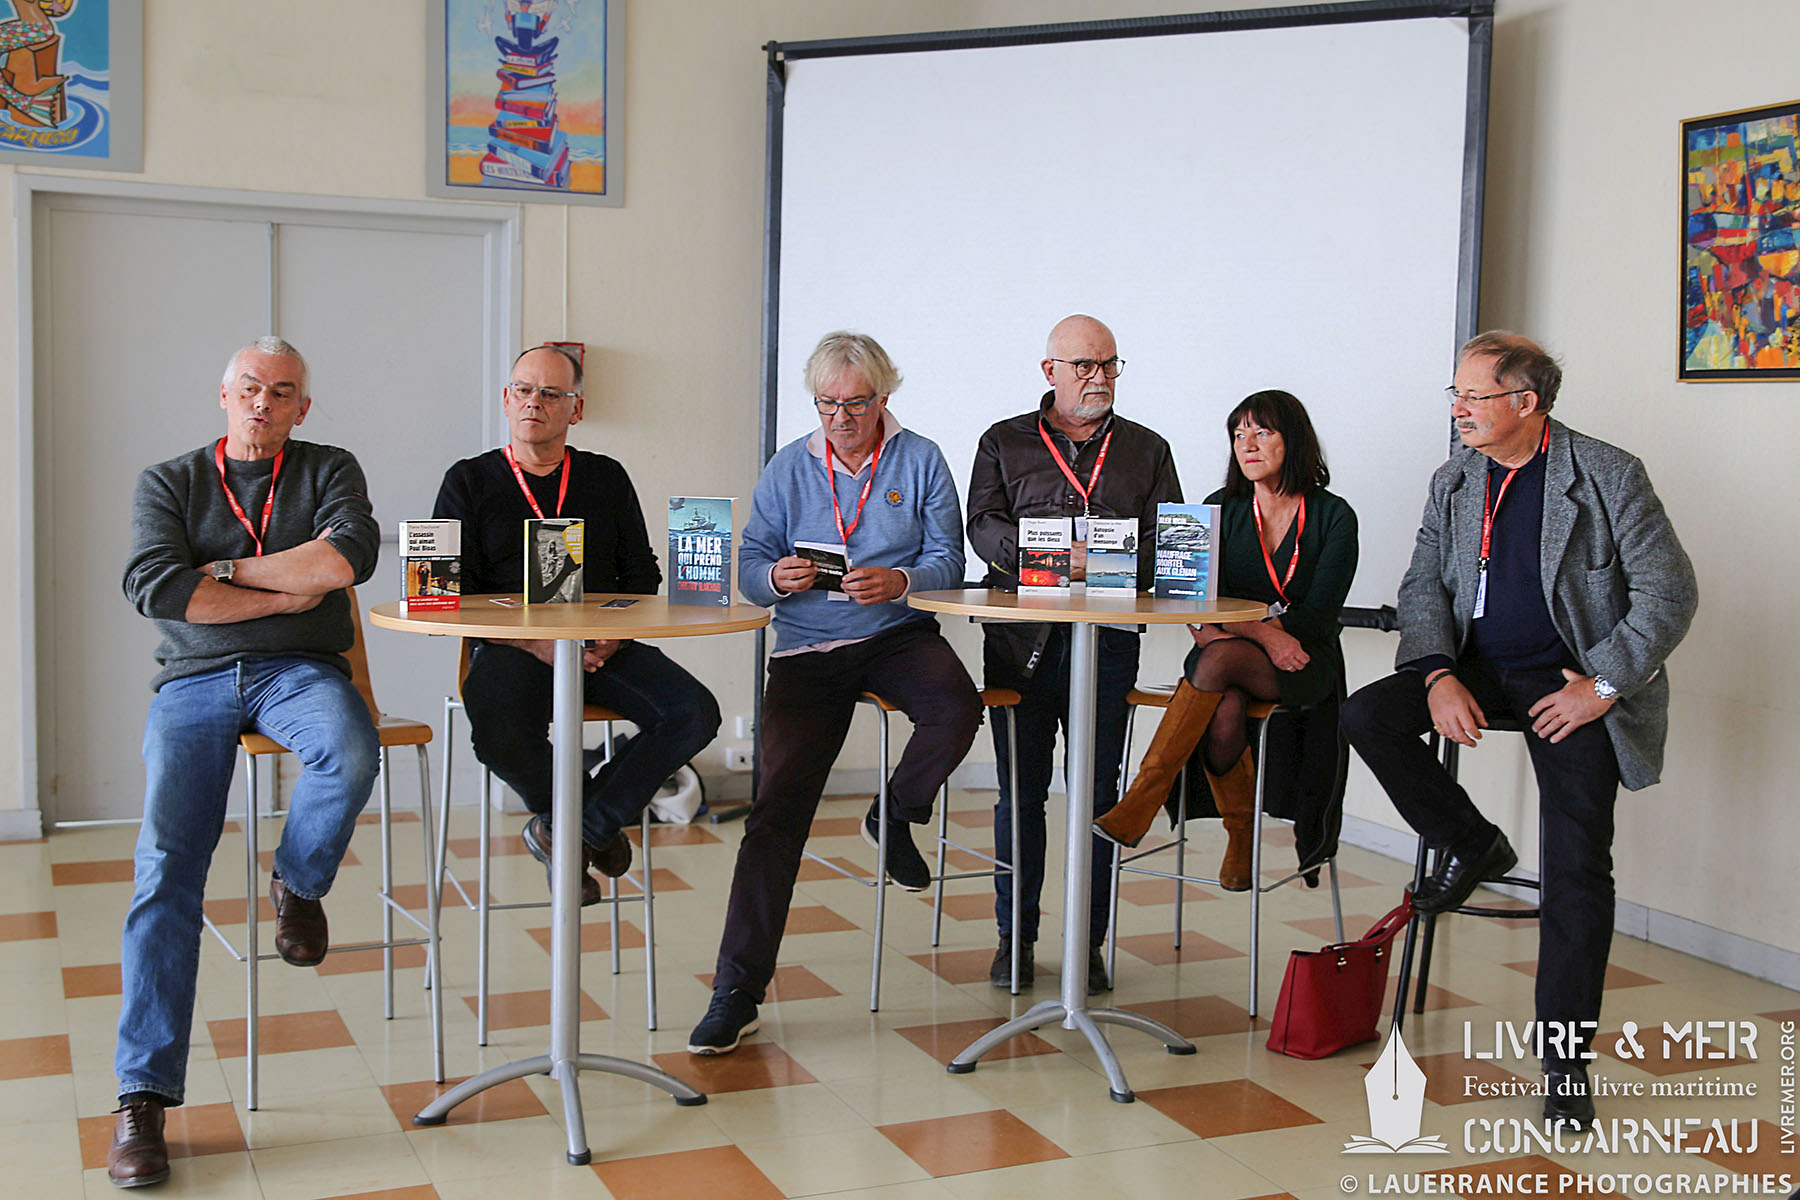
[741,420,965,652]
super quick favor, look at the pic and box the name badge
[1472,568,1488,620]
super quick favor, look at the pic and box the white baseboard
[1336,814,1800,992]
[0,807,45,841]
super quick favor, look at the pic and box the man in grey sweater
[109,337,381,1189]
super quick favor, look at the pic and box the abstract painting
[0,0,141,170]
[427,0,623,206]
[1681,100,1800,380]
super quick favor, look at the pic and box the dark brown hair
[1220,389,1330,499]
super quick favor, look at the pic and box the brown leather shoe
[1207,749,1258,892]
[586,830,633,879]
[269,877,329,966]
[107,1093,170,1188]
[1093,682,1225,849]
[522,816,606,905]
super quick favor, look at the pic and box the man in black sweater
[434,345,720,899]
[114,337,383,1187]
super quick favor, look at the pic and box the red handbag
[1266,896,1414,1059]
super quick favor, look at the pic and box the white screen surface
[773,15,1475,607]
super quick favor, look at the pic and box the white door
[32,190,510,822]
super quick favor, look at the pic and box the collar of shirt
[806,409,903,475]
[1035,390,1116,450]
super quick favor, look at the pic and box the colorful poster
[0,0,141,170]
[429,0,622,206]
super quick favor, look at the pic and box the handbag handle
[1322,896,1414,953]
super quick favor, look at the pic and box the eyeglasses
[508,382,578,404]
[1444,386,1529,406]
[814,394,877,415]
[1049,357,1125,380]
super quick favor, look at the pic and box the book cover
[524,517,584,604]
[794,540,850,600]
[1018,517,1072,595]
[1085,517,1139,595]
[669,497,733,606]
[1153,504,1222,600]
[399,519,461,613]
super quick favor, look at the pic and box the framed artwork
[1680,99,1800,380]
[0,0,142,171]
[427,0,624,207]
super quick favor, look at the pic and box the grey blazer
[1394,419,1697,790]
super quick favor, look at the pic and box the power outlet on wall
[724,745,754,772]
[734,716,755,739]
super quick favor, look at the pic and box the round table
[369,593,769,1164]
[907,588,1266,1102]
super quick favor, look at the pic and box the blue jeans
[460,639,720,849]
[986,626,1140,944]
[116,657,378,1105]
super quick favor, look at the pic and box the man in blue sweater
[689,331,982,1055]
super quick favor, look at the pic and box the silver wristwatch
[1592,674,1618,702]
[210,559,236,583]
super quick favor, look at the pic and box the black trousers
[1341,659,1621,1063]
[985,625,1139,944]
[712,620,982,1001]
[461,640,721,848]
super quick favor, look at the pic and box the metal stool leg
[931,788,950,948]
[870,708,890,1012]
[379,749,395,1020]
[478,764,493,1046]
[415,744,445,1082]
[244,751,261,1112]
[642,806,658,1030]
[1006,708,1022,994]
[1248,714,1270,1017]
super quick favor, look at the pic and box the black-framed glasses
[1444,386,1529,406]
[1049,357,1125,380]
[508,382,578,404]
[814,394,877,415]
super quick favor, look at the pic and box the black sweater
[433,447,661,596]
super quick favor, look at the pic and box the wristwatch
[210,560,236,583]
[1592,674,1619,702]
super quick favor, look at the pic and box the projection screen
[762,1,1493,612]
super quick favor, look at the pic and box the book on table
[400,519,461,613]
[1153,503,1222,601]
[1019,517,1072,596]
[1084,516,1139,595]
[525,517,584,604]
[669,497,733,606]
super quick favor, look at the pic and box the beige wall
[4,1,1795,965]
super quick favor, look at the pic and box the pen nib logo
[1343,1029,1450,1154]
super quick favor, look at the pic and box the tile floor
[5,789,1796,1199]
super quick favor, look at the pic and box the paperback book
[669,497,733,606]
[1085,517,1140,595]
[794,540,850,601]
[1019,517,1073,595]
[524,517,584,604]
[399,520,461,613]
[1153,504,1221,600]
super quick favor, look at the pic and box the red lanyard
[1253,492,1306,605]
[214,438,283,557]
[1479,422,1551,567]
[505,444,571,518]
[822,436,884,546]
[1038,421,1113,515]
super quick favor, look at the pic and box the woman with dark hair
[1094,390,1358,889]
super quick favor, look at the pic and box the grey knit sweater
[122,440,380,690]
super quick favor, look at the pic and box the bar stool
[1106,684,1344,1017]
[800,688,1024,1009]
[199,587,444,1111]
[436,640,659,1042]
[1390,717,1541,1035]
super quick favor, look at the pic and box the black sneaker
[1087,945,1112,995]
[861,805,930,892]
[687,988,760,1055]
[989,940,1034,989]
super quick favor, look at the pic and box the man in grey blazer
[1342,331,1696,1130]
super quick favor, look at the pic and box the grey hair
[1456,330,1562,413]
[803,331,902,398]
[222,336,311,398]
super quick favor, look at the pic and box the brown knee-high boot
[1207,749,1258,891]
[1092,682,1224,849]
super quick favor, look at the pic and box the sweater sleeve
[610,464,663,594]
[738,458,788,608]
[901,441,966,592]
[122,464,205,622]
[314,449,380,585]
